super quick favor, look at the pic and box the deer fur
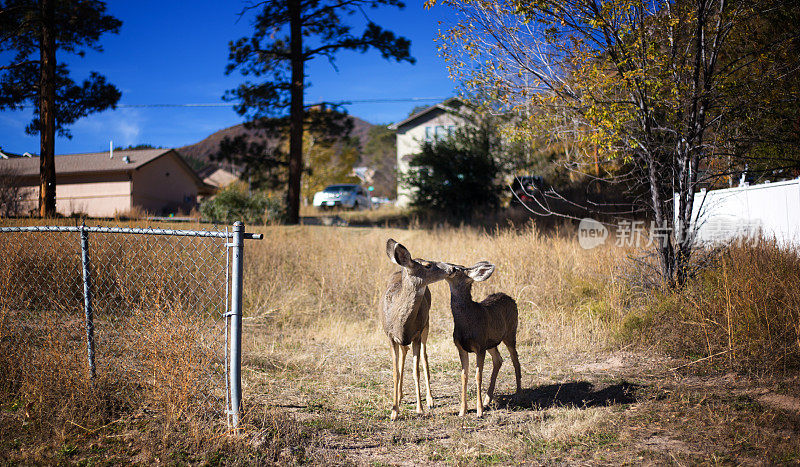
[380,239,449,421]
[439,261,521,417]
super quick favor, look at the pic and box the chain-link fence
[0,222,261,431]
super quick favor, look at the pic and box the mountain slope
[178,115,396,198]
[178,116,372,167]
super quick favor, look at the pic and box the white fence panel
[683,178,800,246]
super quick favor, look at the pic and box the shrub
[639,239,800,374]
[200,182,284,224]
[401,116,521,221]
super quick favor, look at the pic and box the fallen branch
[669,349,732,372]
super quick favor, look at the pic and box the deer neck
[447,280,474,318]
[396,271,426,319]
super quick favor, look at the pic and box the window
[323,185,356,194]
[425,125,456,142]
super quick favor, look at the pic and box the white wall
[685,178,800,246]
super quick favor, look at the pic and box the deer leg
[475,349,486,417]
[486,347,503,407]
[412,340,423,414]
[421,326,434,409]
[505,341,522,394]
[457,345,469,417]
[398,345,408,409]
[390,340,400,421]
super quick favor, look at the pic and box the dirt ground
[238,319,800,465]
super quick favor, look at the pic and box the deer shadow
[494,381,640,411]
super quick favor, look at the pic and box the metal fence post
[228,221,244,430]
[79,225,97,379]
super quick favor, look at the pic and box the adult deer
[440,261,521,417]
[380,239,448,421]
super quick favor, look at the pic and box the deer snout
[438,262,459,277]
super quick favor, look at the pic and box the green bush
[402,125,502,220]
[635,240,800,374]
[199,183,284,224]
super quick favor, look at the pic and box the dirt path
[240,328,800,465]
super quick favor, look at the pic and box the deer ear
[386,239,413,267]
[466,261,494,281]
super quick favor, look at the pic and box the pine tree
[0,0,121,217]
[223,0,414,224]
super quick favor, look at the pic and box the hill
[177,115,396,197]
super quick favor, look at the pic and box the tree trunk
[38,0,56,218]
[646,150,676,287]
[286,0,304,225]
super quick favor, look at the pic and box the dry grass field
[1,218,799,464]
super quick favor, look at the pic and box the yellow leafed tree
[300,133,361,204]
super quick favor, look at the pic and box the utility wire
[114,97,448,108]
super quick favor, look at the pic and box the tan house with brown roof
[1,148,207,217]
[198,166,239,190]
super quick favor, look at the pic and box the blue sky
[0,0,456,154]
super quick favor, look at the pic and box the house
[0,148,208,217]
[388,98,467,207]
[352,166,376,186]
[197,165,240,196]
[0,148,35,159]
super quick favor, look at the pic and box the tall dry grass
[0,224,234,462]
[244,223,800,375]
[244,222,630,356]
[2,217,798,462]
[648,240,800,373]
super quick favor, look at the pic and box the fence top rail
[0,225,263,240]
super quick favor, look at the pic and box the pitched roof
[388,97,465,131]
[0,148,184,177]
[0,148,35,159]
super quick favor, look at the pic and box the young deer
[380,239,449,421]
[439,261,521,417]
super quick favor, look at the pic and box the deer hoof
[390,409,399,421]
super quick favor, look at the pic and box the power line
[114,97,448,108]
[118,103,232,108]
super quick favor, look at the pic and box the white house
[388,98,467,207]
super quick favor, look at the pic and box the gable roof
[0,148,35,159]
[388,97,465,131]
[0,148,205,186]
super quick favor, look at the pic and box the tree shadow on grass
[494,381,640,411]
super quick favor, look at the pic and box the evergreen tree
[0,0,122,217]
[222,0,414,224]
